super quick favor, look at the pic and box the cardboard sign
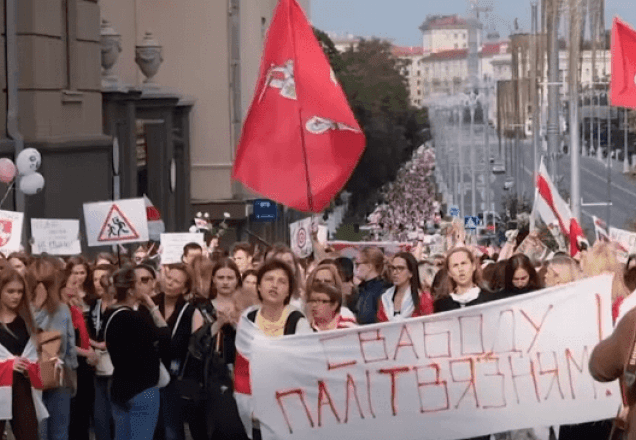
[609,227,636,262]
[242,275,619,440]
[160,232,205,265]
[0,210,23,255]
[83,198,148,247]
[31,219,81,255]
[290,218,313,258]
[516,235,550,263]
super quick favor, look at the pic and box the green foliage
[312,31,429,213]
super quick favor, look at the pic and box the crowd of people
[0,224,635,440]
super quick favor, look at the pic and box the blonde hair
[306,264,344,293]
[546,254,582,286]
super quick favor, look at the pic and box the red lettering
[378,366,411,416]
[317,380,341,426]
[566,347,597,399]
[450,359,480,409]
[414,363,450,413]
[422,319,452,358]
[393,324,419,361]
[536,351,565,400]
[596,293,603,342]
[459,315,485,355]
[508,353,540,404]
[276,388,314,434]
[358,329,389,363]
[319,333,358,370]
[344,374,365,423]
[480,357,506,409]
[520,305,554,353]
[490,309,521,354]
[365,369,376,418]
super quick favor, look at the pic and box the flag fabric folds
[610,17,636,109]
[143,195,165,241]
[232,0,365,212]
[533,160,586,256]
[592,215,610,243]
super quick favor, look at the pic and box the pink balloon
[0,158,16,183]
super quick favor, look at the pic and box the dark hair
[334,257,354,283]
[625,267,636,293]
[65,256,94,300]
[431,267,449,300]
[95,252,118,266]
[627,254,636,270]
[231,242,254,258]
[392,252,421,311]
[483,261,506,292]
[112,267,137,302]
[256,259,297,305]
[307,282,342,310]
[28,257,63,315]
[504,254,541,292]
[183,242,203,258]
[210,258,242,298]
[134,264,157,280]
[242,269,258,281]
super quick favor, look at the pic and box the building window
[417,80,421,85]
[417,90,421,95]
[455,43,458,49]
[454,33,458,39]
[417,71,421,76]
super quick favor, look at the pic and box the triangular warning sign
[465,218,477,229]
[97,204,140,242]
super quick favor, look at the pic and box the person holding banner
[434,247,492,313]
[307,282,357,331]
[377,252,433,322]
[0,267,46,440]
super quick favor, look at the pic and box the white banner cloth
[159,232,205,264]
[250,275,620,440]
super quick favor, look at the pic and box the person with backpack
[235,259,313,440]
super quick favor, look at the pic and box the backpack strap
[247,310,258,323]
[103,307,131,345]
[284,311,304,335]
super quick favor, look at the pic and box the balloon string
[0,181,15,209]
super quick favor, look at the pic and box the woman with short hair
[307,282,357,331]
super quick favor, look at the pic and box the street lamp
[466,90,479,217]
[456,102,466,218]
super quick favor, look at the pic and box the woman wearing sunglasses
[377,252,433,322]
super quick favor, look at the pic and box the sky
[310,0,636,47]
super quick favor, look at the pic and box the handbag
[94,349,114,376]
[36,330,63,390]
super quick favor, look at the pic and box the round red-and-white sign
[297,227,307,248]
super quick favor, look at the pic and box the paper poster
[0,210,23,255]
[609,227,636,262]
[243,275,619,440]
[290,217,313,258]
[160,232,205,265]
[31,218,81,255]
[83,198,149,247]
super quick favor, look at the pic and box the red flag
[232,0,365,212]
[610,17,636,109]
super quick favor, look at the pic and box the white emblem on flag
[260,60,296,101]
[305,116,360,134]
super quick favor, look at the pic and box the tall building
[419,15,481,54]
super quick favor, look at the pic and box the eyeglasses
[389,265,408,273]
[307,299,332,305]
[138,276,153,284]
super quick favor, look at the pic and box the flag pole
[288,0,314,212]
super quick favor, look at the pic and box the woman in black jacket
[103,267,169,440]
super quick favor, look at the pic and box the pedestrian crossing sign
[464,216,479,229]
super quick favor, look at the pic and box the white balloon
[16,148,41,176]
[19,172,45,195]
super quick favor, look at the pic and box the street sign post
[464,215,480,230]
[449,205,460,218]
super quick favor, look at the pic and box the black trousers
[0,371,39,440]
[69,359,95,440]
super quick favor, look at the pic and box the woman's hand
[13,357,29,375]
[139,293,156,310]
[86,349,99,367]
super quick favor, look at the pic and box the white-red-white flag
[143,195,165,241]
[592,215,610,243]
[534,160,586,256]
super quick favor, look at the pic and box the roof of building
[392,46,425,57]
[480,41,510,56]
[419,15,468,32]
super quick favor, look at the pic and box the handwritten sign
[0,210,23,255]
[160,232,205,264]
[83,198,148,247]
[31,219,81,255]
[247,275,619,440]
[609,227,636,262]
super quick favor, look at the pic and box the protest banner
[0,210,23,254]
[290,218,313,258]
[327,241,412,259]
[83,198,148,247]
[516,234,550,263]
[609,227,636,262]
[246,275,619,440]
[160,232,205,264]
[31,219,81,255]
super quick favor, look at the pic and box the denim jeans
[39,388,72,440]
[112,387,159,440]
[94,376,114,440]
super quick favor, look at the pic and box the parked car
[492,162,505,174]
[503,177,514,190]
